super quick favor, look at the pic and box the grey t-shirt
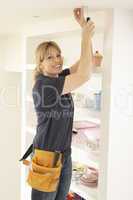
[32,68,74,152]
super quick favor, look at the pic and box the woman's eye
[47,56,52,59]
[57,54,61,58]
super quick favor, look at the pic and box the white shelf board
[27,127,36,136]
[26,95,33,103]
[70,181,97,200]
[74,107,101,124]
[92,72,102,79]
[92,66,103,75]
[26,64,35,70]
[72,146,99,169]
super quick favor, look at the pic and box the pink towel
[80,166,99,187]
[73,121,99,129]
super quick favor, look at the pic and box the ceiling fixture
[33,16,40,18]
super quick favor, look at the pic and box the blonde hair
[32,41,61,84]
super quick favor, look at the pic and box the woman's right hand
[73,7,86,28]
[82,20,95,39]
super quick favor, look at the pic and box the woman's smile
[54,64,62,69]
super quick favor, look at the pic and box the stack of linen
[72,121,100,154]
[80,166,98,187]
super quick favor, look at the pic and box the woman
[31,7,95,200]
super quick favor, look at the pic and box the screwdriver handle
[86,17,91,22]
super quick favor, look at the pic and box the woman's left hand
[73,7,86,28]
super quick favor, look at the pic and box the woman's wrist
[82,28,92,40]
[82,21,95,40]
[80,21,87,28]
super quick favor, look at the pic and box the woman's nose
[54,57,60,63]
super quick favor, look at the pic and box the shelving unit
[74,107,101,124]
[72,146,99,169]
[26,126,36,136]
[68,68,102,199]
[70,105,100,199]
[71,181,97,200]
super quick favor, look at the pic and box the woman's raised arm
[62,7,95,95]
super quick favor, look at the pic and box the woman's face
[41,46,63,77]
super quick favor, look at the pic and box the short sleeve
[32,75,65,112]
[59,68,70,76]
[43,76,65,96]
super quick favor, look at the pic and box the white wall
[26,31,104,66]
[0,70,21,200]
[0,35,25,72]
[23,10,106,37]
[108,9,133,200]
[98,9,113,200]
[99,9,133,200]
[0,37,6,68]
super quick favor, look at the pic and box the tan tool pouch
[24,149,63,192]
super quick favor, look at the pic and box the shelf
[26,96,33,103]
[74,107,101,124]
[27,127,36,136]
[92,66,103,75]
[72,146,99,169]
[92,72,102,79]
[70,181,97,200]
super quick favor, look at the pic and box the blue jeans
[31,153,72,200]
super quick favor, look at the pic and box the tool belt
[19,144,65,192]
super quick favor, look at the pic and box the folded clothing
[72,127,100,152]
[72,163,85,182]
[80,179,98,188]
[73,121,99,129]
[80,166,98,188]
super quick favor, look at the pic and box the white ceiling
[0,0,133,35]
